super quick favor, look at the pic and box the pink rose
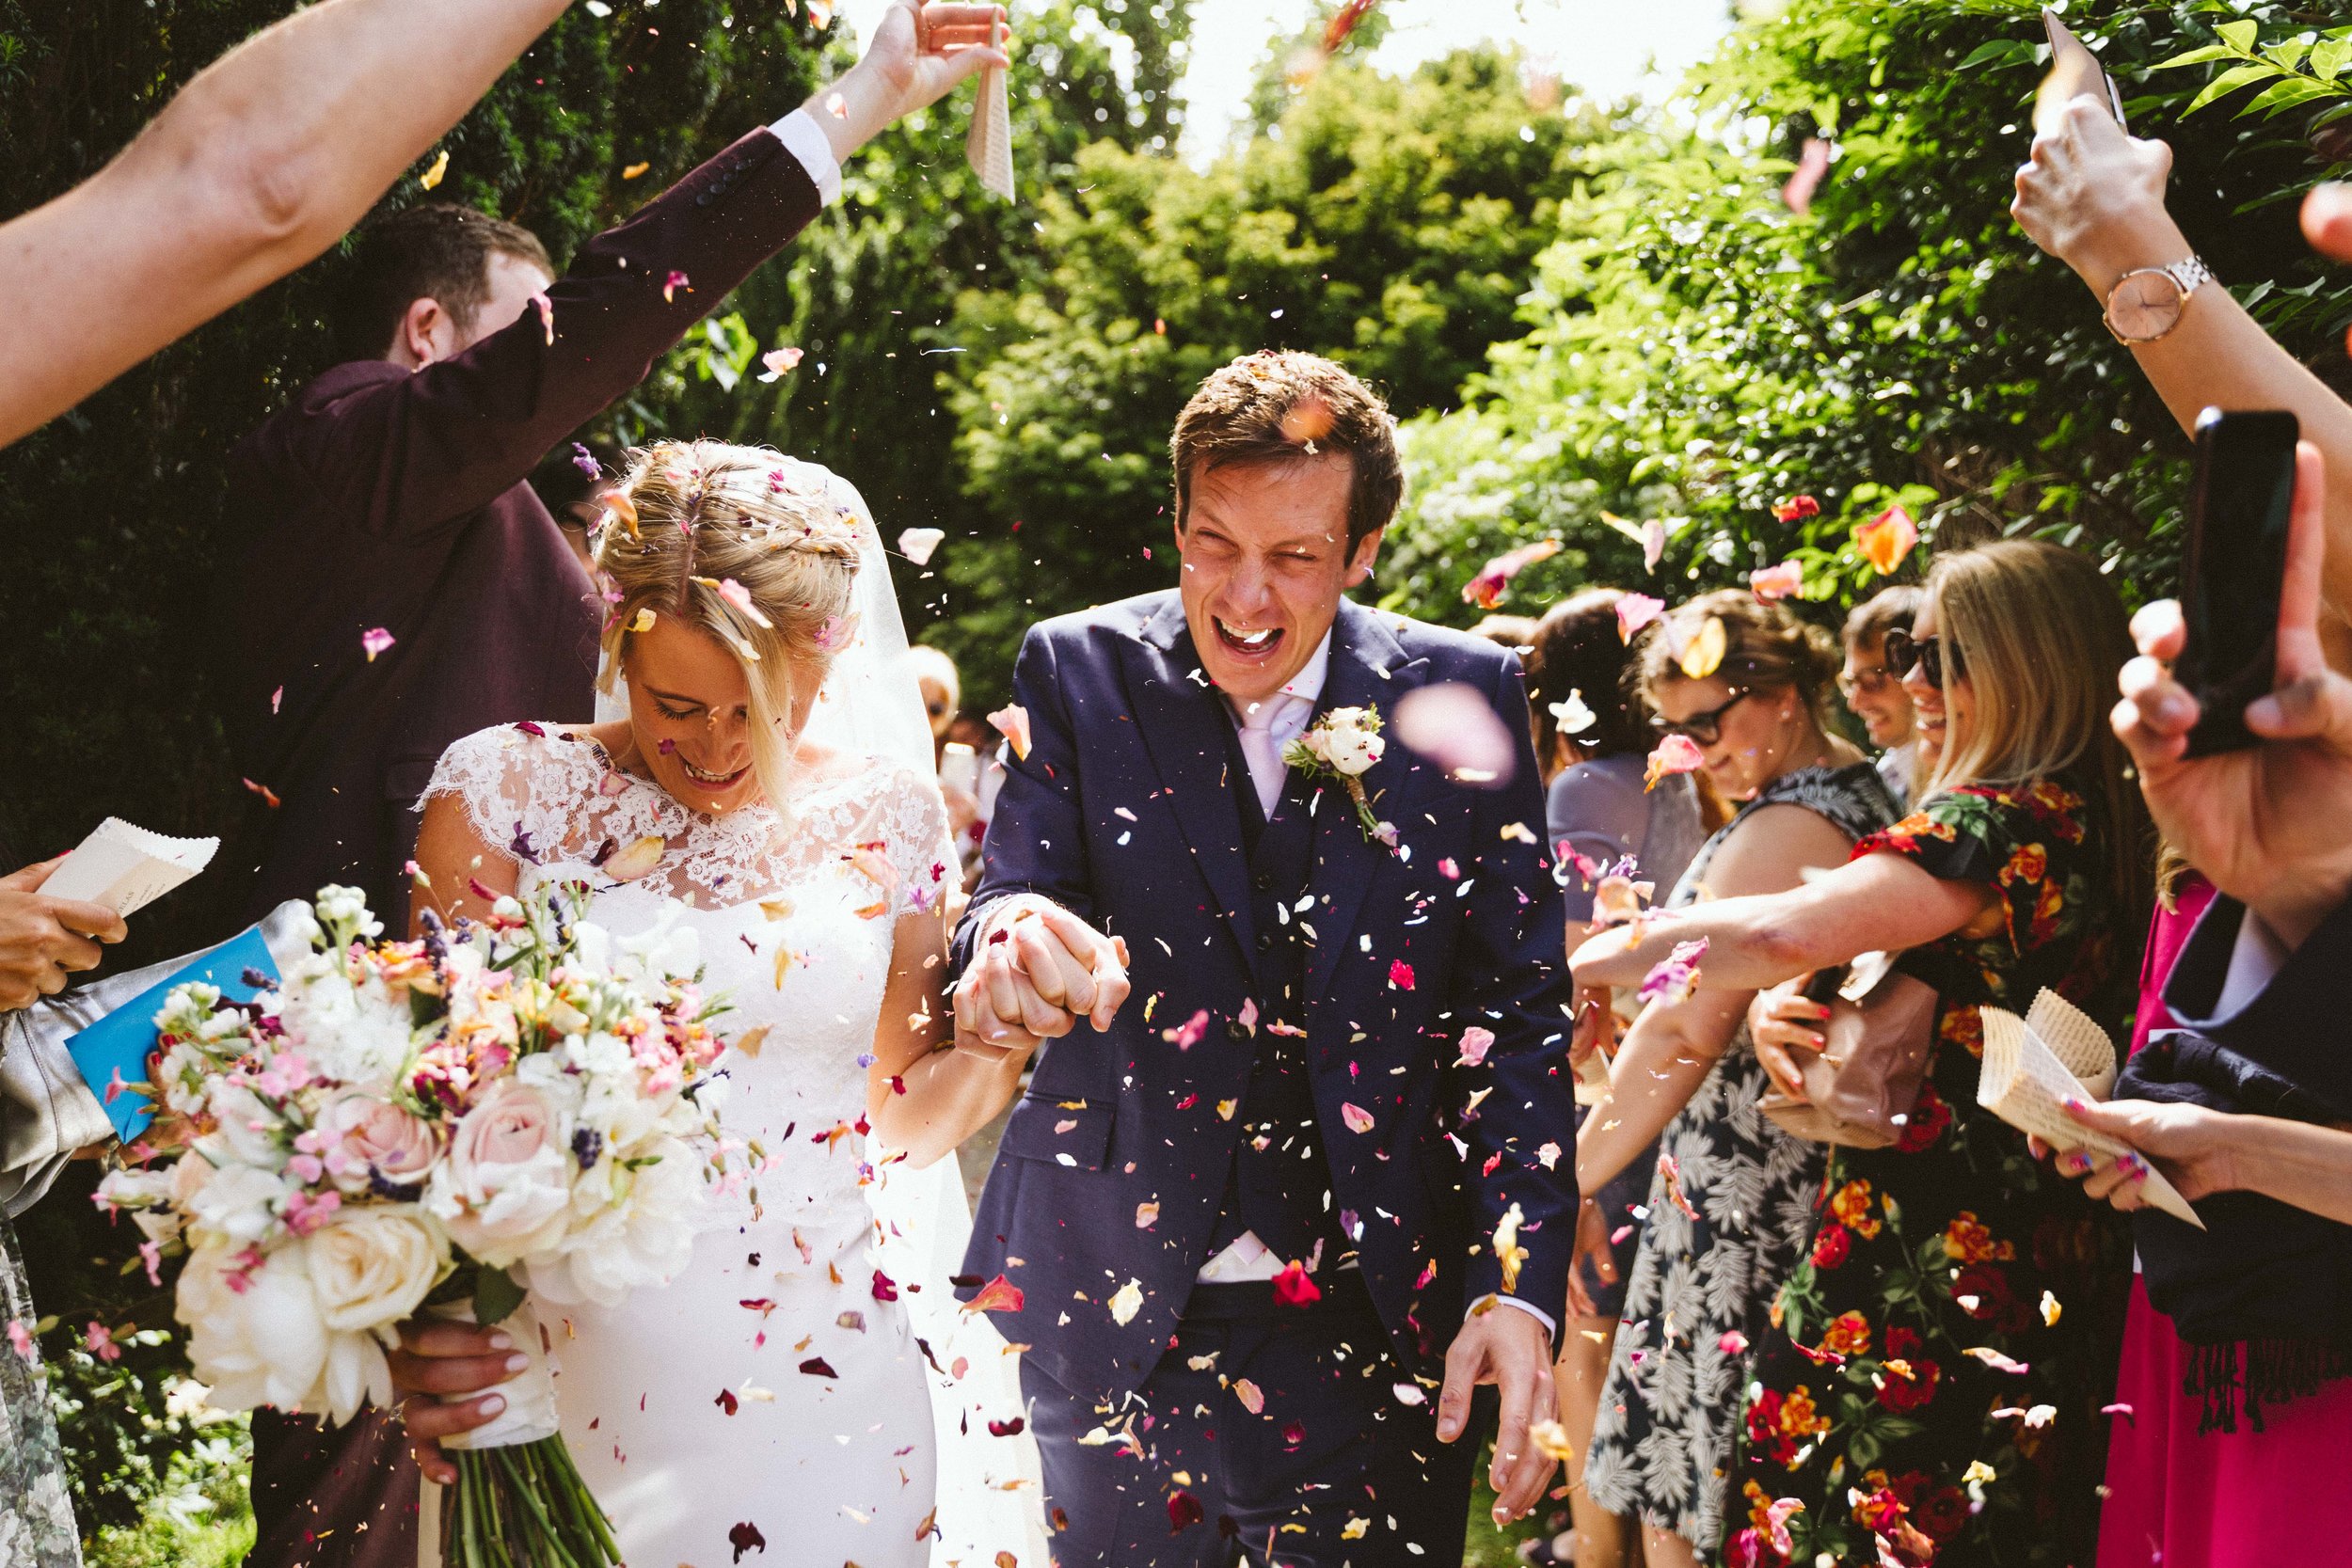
[322,1094,442,1194]
[430,1082,574,1267]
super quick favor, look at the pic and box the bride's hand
[804,1,1012,162]
[388,1318,528,1486]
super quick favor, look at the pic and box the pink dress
[2097,876,2352,1568]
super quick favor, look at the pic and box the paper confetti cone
[966,15,1015,200]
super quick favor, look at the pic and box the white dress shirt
[764,108,845,206]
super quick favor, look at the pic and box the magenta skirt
[2097,879,2352,1567]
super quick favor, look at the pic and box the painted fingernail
[504,1354,530,1373]
[480,1393,505,1415]
[487,1331,514,1351]
[2060,1096,2086,1114]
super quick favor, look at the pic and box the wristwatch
[2103,255,2215,345]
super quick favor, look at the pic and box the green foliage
[1382,0,2352,630]
[930,47,1613,693]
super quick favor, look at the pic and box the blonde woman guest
[1571,592,1895,1568]
[392,444,1053,1568]
[1578,542,2148,1568]
[1843,586,1923,810]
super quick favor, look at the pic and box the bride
[396,441,1043,1567]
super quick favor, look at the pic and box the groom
[953,352,1577,1563]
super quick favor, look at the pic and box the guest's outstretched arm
[1570,850,1995,994]
[0,0,573,448]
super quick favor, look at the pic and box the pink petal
[1341,1102,1375,1133]
[1749,561,1805,601]
[1614,593,1665,642]
[360,627,395,661]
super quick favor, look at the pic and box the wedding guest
[2048,440,2352,1564]
[1571,592,1893,1568]
[204,8,1012,1564]
[526,436,622,576]
[2012,101,2352,661]
[1843,586,1922,809]
[1470,611,1541,655]
[0,843,127,1568]
[0,0,580,448]
[1529,590,1710,924]
[911,645,988,888]
[1578,540,2148,1568]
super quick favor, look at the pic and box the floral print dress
[1583,762,1895,1549]
[0,1224,81,1568]
[1729,782,2134,1568]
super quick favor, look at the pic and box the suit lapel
[1306,601,1426,1000]
[1120,598,1259,964]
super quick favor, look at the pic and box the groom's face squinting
[1176,454,1381,705]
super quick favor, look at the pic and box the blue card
[67,925,279,1144]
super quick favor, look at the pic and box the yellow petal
[734,1025,770,1060]
[1679,615,1727,680]
[603,834,667,881]
[1107,1279,1143,1326]
[621,162,650,180]
[419,150,449,190]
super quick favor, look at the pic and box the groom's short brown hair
[1170,352,1402,552]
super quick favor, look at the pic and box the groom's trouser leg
[1022,1276,1480,1568]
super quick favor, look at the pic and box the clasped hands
[949,901,1131,1058]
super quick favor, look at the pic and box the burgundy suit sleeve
[299,129,824,537]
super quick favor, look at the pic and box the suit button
[1256,931,1274,953]
[1253,871,1273,891]
[694,191,715,208]
[1227,1019,1250,1041]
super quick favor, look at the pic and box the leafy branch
[2154,19,2352,124]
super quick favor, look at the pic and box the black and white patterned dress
[1581,762,1895,1549]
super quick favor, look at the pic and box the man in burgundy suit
[209,7,1009,1561]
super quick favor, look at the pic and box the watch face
[2109,272,2185,341]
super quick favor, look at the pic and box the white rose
[527,1142,704,1307]
[617,908,700,984]
[96,1165,172,1212]
[1323,724,1385,776]
[305,1209,448,1333]
[177,1239,390,1424]
[429,1081,576,1267]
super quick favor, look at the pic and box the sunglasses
[1651,689,1749,746]
[1837,665,1897,700]
[1883,628,1963,689]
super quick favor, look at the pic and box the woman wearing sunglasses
[1573,589,1897,1568]
[1574,540,2150,1568]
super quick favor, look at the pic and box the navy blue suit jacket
[954,591,1579,1401]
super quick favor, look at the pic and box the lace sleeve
[880,764,958,921]
[418,724,594,869]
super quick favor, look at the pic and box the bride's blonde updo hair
[592,439,864,807]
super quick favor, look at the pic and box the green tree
[930,46,1614,696]
[1381,0,2352,629]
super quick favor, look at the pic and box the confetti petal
[898,528,946,565]
[1232,1377,1265,1414]
[1341,1101,1375,1133]
[663,270,691,303]
[988,705,1032,762]
[1107,1278,1144,1326]
[603,834,667,881]
[1749,561,1805,601]
[962,1275,1025,1314]
[1549,689,1596,736]
[1393,681,1515,786]
[1772,495,1821,523]
[419,149,449,190]
[1614,593,1665,642]
[759,346,804,382]
[1678,615,1727,679]
[360,626,395,661]
[1855,503,1918,576]
[1455,1026,1495,1067]
[1644,734,1706,790]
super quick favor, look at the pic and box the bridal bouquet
[93,882,737,1568]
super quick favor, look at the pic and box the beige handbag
[1756,950,1941,1148]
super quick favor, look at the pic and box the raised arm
[0,0,574,448]
[2013,101,2352,644]
[1571,848,1997,995]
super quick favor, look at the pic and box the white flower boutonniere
[1283,705,1397,849]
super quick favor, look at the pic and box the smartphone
[2037,10,2129,136]
[2178,408,2299,755]
[939,741,982,798]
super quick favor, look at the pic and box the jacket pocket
[997,1095,1115,1172]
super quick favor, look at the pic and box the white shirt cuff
[1475,1294,1558,1343]
[766,108,843,206]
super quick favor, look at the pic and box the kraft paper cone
[966,16,1014,200]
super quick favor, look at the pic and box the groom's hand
[954,903,1131,1043]
[1438,1302,1558,1525]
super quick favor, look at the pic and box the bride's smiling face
[625,616,815,815]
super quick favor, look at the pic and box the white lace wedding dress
[422,721,986,1568]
